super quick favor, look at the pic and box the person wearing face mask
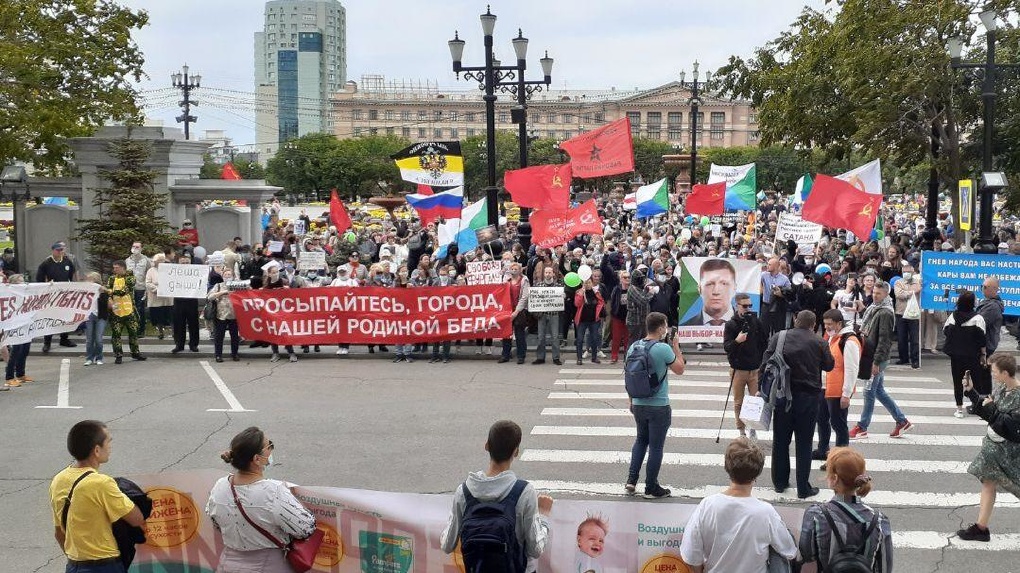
[170,254,201,354]
[206,427,317,572]
[893,263,922,368]
[262,261,297,363]
[331,267,360,356]
[125,242,151,337]
[499,263,530,365]
[207,269,241,362]
[429,266,458,363]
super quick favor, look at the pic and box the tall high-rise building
[254,0,346,161]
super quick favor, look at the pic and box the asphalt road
[3,343,1018,573]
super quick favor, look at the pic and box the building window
[647,129,661,140]
[450,128,459,138]
[548,113,557,124]
[626,112,641,135]
[465,112,476,122]
[595,112,605,122]
[581,113,591,123]
[369,127,378,135]
[418,128,427,138]
[749,131,760,142]
[402,127,411,137]
[384,110,394,120]
[667,112,682,127]
[668,127,682,140]
[711,112,725,126]
[433,128,442,138]
[467,128,476,137]
[386,127,394,135]
[418,111,427,121]
[354,127,363,136]
[563,113,573,123]
[749,113,758,124]
[647,112,662,127]
[450,111,459,122]
[499,112,509,123]
[434,110,443,121]
[368,109,378,120]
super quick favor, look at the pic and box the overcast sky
[121,0,825,147]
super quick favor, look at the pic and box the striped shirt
[799,495,893,572]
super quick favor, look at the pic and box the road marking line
[527,480,1020,510]
[201,361,256,413]
[36,359,81,410]
[553,379,953,395]
[559,368,941,383]
[520,449,969,473]
[540,407,987,426]
[530,425,984,447]
[547,392,956,409]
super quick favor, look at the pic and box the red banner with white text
[230,285,512,345]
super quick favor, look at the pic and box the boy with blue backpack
[441,420,554,573]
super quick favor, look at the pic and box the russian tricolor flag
[405,186,463,225]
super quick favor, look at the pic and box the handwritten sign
[206,253,225,267]
[528,287,565,312]
[298,251,327,271]
[466,260,505,285]
[267,241,285,253]
[157,264,211,298]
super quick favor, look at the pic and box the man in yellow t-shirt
[49,420,145,572]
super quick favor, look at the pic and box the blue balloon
[815,263,832,275]
[869,229,879,241]
[889,276,900,290]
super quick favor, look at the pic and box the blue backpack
[459,480,528,573]
[624,340,666,399]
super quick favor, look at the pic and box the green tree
[711,0,1016,215]
[199,155,222,179]
[76,136,180,274]
[0,0,147,170]
[631,138,676,182]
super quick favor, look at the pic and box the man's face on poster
[700,267,736,319]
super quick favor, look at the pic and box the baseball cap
[51,242,65,251]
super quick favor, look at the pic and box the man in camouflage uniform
[107,261,147,364]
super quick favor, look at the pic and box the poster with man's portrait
[675,257,761,343]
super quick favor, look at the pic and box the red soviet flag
[802,174,883,239]
[329,189,353,233]
[221,162,242,180]
[685,182,726,216]
[530,200,604,248]
[559,118,635,178]
[503,163,571,210]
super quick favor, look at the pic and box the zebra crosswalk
[518,361,1020,555]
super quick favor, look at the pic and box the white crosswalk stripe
[525,365,1010,554]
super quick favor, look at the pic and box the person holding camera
[761,257,791,336]
[723,293,769,440]
[830,273,864,327]
[625,312,685,499]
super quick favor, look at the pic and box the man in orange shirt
[816,309,862,465]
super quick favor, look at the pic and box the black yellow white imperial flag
[391,141,464,187]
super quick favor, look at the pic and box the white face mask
[264,453,274,472]
[903,272,913,280]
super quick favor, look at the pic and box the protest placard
[528,287,565,312]
[206,253,225,267]
[465,260,505,285]
[775,212,823,255]
[267,240,285,253]
[0,282,100,344]
[676,257,762,343]
[298,251,327,271]
[921,252,1020,315]
[157,264,211,298]
[293,219,307,236]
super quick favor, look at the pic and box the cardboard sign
[206,253,225,267]
[528,286,565,312]
[775,212,823,255]
[465,260,505,285]
[157,264,211,298]
[267,240,285,253]
[294,219,307,236]
[298,251,327,271]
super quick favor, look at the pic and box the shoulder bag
[228,475,324,573]
[61,470,95,532]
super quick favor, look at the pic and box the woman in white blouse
[205,427,316,572]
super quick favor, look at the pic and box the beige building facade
[331,77,758,148]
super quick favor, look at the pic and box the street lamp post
[678,62,710,186]
[171,65,201,140]
[948,8,1020,253]
[449,6,553,240]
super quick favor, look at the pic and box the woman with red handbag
[205,427,321,572]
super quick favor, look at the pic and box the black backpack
[624,340,666,399]
[839,332,875,381]
[820,504,881,573]
[459,480,528,573]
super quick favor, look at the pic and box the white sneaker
[487,347,494,355]
[582,350,590,359]
[289,354,298,363]
[270,354,281,363]
[83,360,93,366]
[95,360,103,365]
[475,348,482,355]
[954,408,966,418]
[598,350,607,359]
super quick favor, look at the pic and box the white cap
[261,260,281,272]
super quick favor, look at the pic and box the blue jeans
[628,405,672,487]
[66,560,125,573]
[84,316,107,362]
[858,360,907,430]
[5,342,29,379]
[575,320,601,360]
